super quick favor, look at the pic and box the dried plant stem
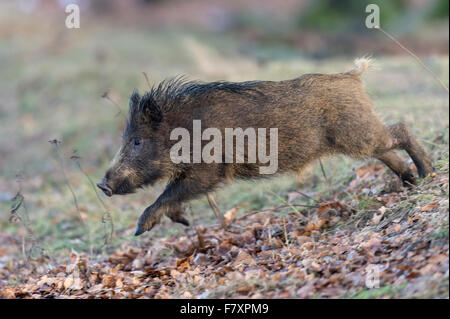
[143,72,152,89]
[319,159,330,187]
[50,141,92,255]
[206,193,227,228]
[52,144,84,226]
[72,156,114,247]
[267,189,303,216]
[283,218,289,245]
[102,91,127,120]
[319,158,335,197]
[10,174,47,261]
[72,158,106,208]
[376,26,449,94]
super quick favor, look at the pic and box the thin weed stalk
[49,139,93,255]
[102,91,127,120]
[71,152,114,247]
[375,26,449,94]
[9,174,42,261]
[142,72,152,90]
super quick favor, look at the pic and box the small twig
[181,207,196,249]
[9,174,41,261]
[71,152,105,208]
[267,189,302,215]
[142,72,152,89]
[236,204,312,222]
[273,203,317,209]
[404,180,417,189]
[101,213,114,247]
[206,193,227,228]
[49,140,85,226]
[184,204,201,252]
[283,218,289,245]
[319,159,330,186]
[102,91,127,119]
[420,138,444,148]
[375,26,449,94]
[195,226,205,249]
[292,190,320,204]
[71,151,114,247]
[49,140,93,255]
[319,159,334,198]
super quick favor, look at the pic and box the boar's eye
[133,138,143,150]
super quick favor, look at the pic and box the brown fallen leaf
[362,236,382,252]
[224,207,239,224]
[356,164,384,178]
[63,276,74,290]
[233,251,256,267]
[182,291,192,298]
[71,277,83,290]
[305,222,315,232]
[372,206,387,225]
[317,201,344,214]
[429,254,448,265]
[421,202,438,212]
[115,277,124,288]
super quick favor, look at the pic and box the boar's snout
[97,178,113,197]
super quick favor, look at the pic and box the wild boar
[97,58,433,236]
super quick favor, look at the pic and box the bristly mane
[125,76,264,135]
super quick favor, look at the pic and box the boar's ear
[141,94,163,128]
[130,90,140,108]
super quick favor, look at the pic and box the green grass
[350,284,407,299]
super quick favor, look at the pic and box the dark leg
[135,174,221,236]
[388,122,433,178]
[376,150,416,186]
[165,203,190,226]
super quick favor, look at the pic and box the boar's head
[97,91,170,196]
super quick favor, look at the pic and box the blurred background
[0,0,448,260]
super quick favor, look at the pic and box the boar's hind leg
[375,151,416,186]
[371,122,432,186]
[386,122,433,178]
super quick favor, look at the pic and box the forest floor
[1,157,448,298]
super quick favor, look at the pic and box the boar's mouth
[97,179,134,196]
[97,169,163,197]
[113,179,135,195]
[97,179,113,197]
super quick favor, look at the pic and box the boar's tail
[347,56,373,77]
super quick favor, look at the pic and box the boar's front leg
[165,203,189,226]
[134,175,220,236]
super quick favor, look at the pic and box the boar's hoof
[134,221,157,236]
[401,171,416,187]
[166,209,190,226]
[134,220,157,236]
[180,218,190,226]
[134,225,146,236]
[167,216,190,226]
[134,206,163,236]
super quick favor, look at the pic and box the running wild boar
[97,58,433,236]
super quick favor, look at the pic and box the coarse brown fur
[97,58,433,236]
